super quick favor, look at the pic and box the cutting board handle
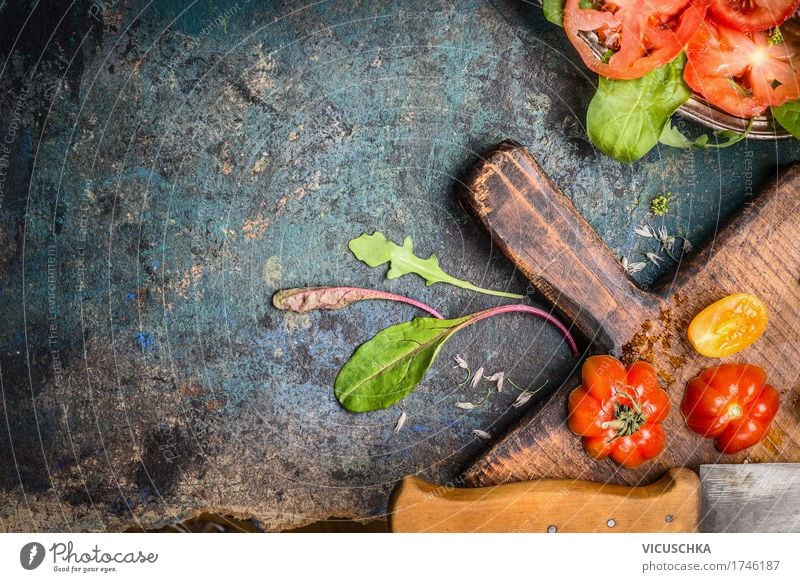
[390,468,699,533]
[465,142,661,354]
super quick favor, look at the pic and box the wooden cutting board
[461,142,800,488]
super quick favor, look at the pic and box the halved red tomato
[564,0,709,80]
[709,0,800,33]
[685,19,800,117]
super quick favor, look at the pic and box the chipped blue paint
[134,331,157,352]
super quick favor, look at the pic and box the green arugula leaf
[659,119,752,149]
[587,54,691,163]
[542,0,565,26]
[349,232,524,299]
[771,99,800,139]
[335,316,470,412]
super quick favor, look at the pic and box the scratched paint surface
[0,0,798,531]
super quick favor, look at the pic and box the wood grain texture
[463,142,800,488]
[700,463,800,533]
[390,468,699,532]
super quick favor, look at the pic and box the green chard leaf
[349,232,523,299]
[334,304,578,412]
[587,54,692,163]
[335,316,470,412]
[542,0,565,26]
[771,99,800,139]
[659,119,752,149]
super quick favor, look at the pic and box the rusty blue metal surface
[1,0,798,531]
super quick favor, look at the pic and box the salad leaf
[586,54,692,163]
[771,100,800,139]
[335,304,579,412]
[349,232,524,299]
[659,119,752,149]
[542,0,565,26]
[335,316,470,412]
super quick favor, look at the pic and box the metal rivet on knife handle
[606,518,616,528]
[547,525,557,533]
[665,515,674,523]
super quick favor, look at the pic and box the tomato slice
[685,19,800,117]
[687,293,769,358]
[564,0,708,80]
[709,0,800,32]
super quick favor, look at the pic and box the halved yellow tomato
[688,293,768,358]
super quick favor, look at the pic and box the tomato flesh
[687,292,768,357]
[685,20,800,117]
[564,0,708,80]
[681,364,780,454]
[709,0,800,32]
[568,356,670,469]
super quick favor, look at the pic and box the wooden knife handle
[389,468,699,533]
[465,141,662,354]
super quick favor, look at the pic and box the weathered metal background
[1,0,798,531]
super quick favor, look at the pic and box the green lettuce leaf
[587,54,691,163]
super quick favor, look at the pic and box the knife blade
[700,463,800,533]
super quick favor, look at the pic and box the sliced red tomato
[709,0,800,33]
[685,19,800,117]
[564,0,709,80]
